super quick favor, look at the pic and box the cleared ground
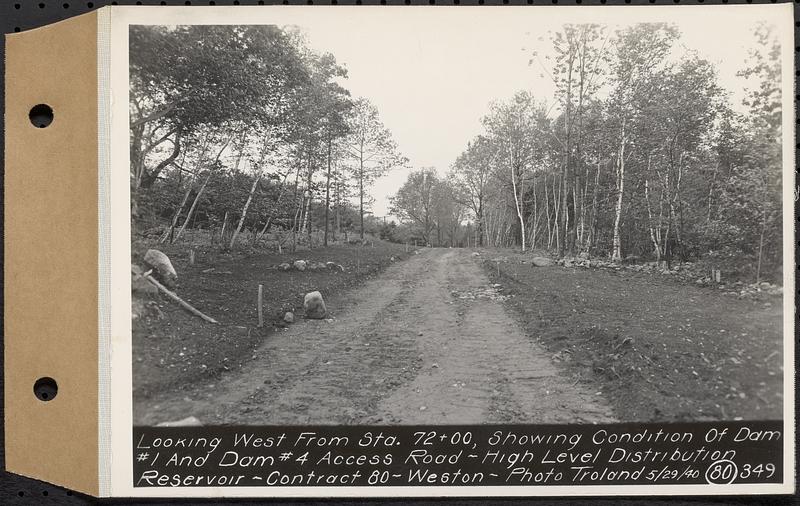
[483,249,784,422]
[133,247,783,425]
[134,248,614,425]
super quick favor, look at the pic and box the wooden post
[257,284,264,328]
[189,249,195,266]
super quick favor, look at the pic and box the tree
[451,135,498,246]
[432,179,467,247]
[390,168,439,245]
[705,23,783,281]
[606,23,679,262]
[482,91,549,252]
[345,98,407,240]
[129,24,309,229]
[306,54,353,247]
[547,24,608,256]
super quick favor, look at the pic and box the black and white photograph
[127,6,791,432]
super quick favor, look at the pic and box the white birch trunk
[228,172,262,250]
[611,120,626,263]
[509,149,526,252]
[175,171,212,242]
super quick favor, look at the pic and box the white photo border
[105,4,796,497]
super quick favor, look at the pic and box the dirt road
[136,249,615,426]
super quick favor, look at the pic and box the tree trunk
[544,173,553,249]
[229,172,262,250]
[589,159,600,249]
[756,206,767,283]
[553,173,562,252]
[256,172,291,242]
[509,150,526,252]
[324,138,332,247]
[644,159,661,263]
[359,152,365,240]
[175,171,212,242]
[335,177,342,240]
[219,211,229,244]
[611,120,626,263]
[160,172,196,244]
[477,198,484,247]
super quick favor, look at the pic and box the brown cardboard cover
[4,11,100,496]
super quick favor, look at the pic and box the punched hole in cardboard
[29,104,53,128]
[33,377,58,402]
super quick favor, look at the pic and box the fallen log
[132,267,219,324]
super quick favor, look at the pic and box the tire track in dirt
[137,248,614,425]
[374,249,615,424]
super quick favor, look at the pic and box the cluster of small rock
[451,284,511,302]
[553,255,783,299]
[720,281,783,298]
[276,260,345,272]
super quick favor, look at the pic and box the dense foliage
[130,25,404,251]
[390,23,783,282]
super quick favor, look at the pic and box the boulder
[156,416,202,427]
[293,260,307,271]
[304,291,327,319]
[283,311,295,324]
[143,249,178,289]
[326,262,345,272]
[278,262,291,271]
[531,256,554,267]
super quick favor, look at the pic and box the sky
[280,5,788,218]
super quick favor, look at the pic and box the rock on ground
[293,260,307,271]
[278,263,291,271]
[283,311,295,323]
[144,249,178,289]
[156,416,202,427]
[326,262,345,272]
[531,257,554,267]
[304,291,327,319]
